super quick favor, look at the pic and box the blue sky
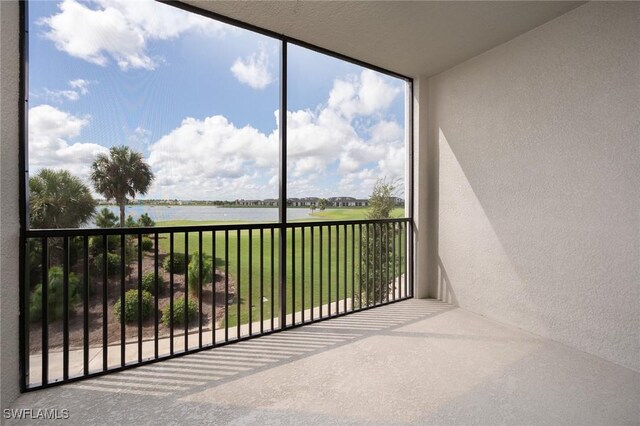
[28,0,407,201]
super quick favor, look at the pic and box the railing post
[279,40,287,329]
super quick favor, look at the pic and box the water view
[87,205,315,227]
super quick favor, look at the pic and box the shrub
[141,237,153,252]
[125,215,139,228]
[138,213,155,227]
[187,254,213,294]
[113,289,153,323]
[93,252,122,277]
[29,266,81,323]
[141,271,165,295]
[89,235,121,254]
[162,252,190,274]
[94,207,118,228]
[161,296,197,327]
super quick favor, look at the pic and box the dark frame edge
[18,0,29,393]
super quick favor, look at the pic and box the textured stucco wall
[0,0,21,409]
[427,1,640,371]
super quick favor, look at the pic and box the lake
[88,205,314,226]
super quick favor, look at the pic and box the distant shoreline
[96,203,369,210]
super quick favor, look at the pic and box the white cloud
[127,126,152,151]
[144,69,404,200]
[68,78,89,94]
[146,115,278,200]
[230,47,273,89]
[29,104,108,179]
[36,79,92,103]
[41,0,229,70]
[328,69,400,119]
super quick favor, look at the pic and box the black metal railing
[20,218,412,390]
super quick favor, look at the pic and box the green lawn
[156,208,408,327]
[308,207,405,221]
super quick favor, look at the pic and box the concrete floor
[7,299,640,425]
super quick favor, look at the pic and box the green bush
[89,235,121,254]
[187,254,213,294]
[162,252,190,274]
[93,252,122,277]
[125,215,138,228]
[161,296,197,327]
[113,289,153,323]
[29,266,80,323]
[141,237,153,252]
[141,271,164,295]
[138,213,155,227]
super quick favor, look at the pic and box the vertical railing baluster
[372,224,376,306]
[392,222,396,301]
[198,231,203,348]
[409,219,414,298]
[236,229,241,339]
[249,229,253,336]
[291,226,295,324]
[365,224,369,308]
[63,236,69,380]
[402,222,406,298]
[83,236,89,375]
[102,235,107,371]
[379,223,384,305]
[120,233,125,367]
[154,233,159,358]
[224,230,229,342]
[386,223,390,303]
[41,237,48,385]
[137,234,142,363]
[335,225,339,315]
[311,226,315,320]
[343,224,347,313]
[212,231,216,345]
[351,224,355,312]
[184,232,189,352]
[405,222,409,298]
[319,226,323,318]
[270,228,274,331]
[359,223,363,310]
[169,233,174,355]
[328,225,332,316]
[21,239,29,389]
[301,226,305,323]
[407,221,411,298]
[260,228,264,334]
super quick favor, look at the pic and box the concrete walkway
[9,299,640,425]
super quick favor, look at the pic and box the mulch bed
[28,249,236,354]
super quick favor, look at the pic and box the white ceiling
[184,1,585,78]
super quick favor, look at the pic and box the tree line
[30,146,154,229]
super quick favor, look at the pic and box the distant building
[327,196,368,207]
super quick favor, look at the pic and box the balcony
[21,219,412,389]
[8,298,639,424]
[2,0,639,422]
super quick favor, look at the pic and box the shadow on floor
[61,300,454,398]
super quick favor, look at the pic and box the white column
[412,76,432,299]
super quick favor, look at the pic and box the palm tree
[29,169,97,229]
[90,146,154,227]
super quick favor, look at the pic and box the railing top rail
[24,217,410,238]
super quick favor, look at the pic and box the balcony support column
[412,76,434,299]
